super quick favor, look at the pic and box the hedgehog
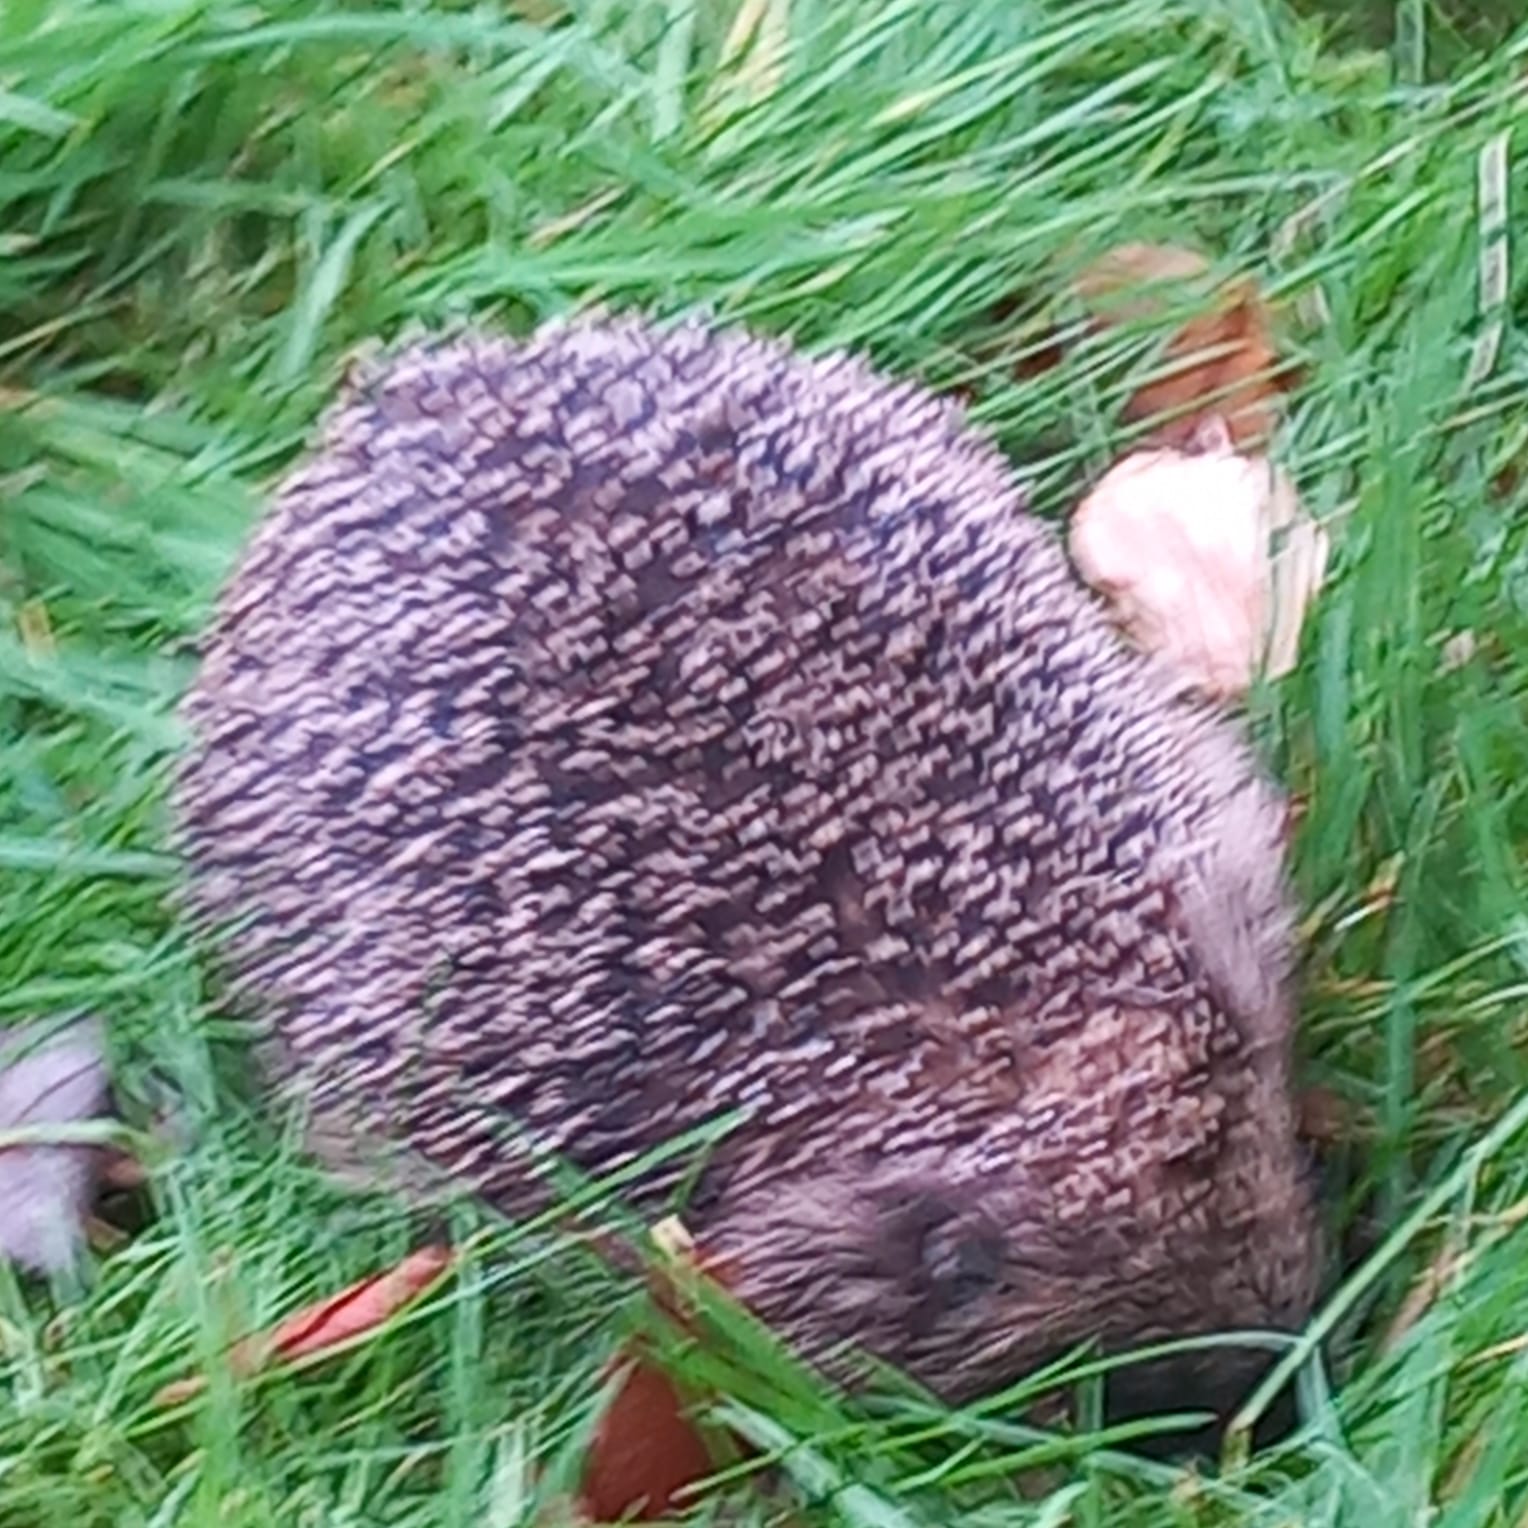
[174,310,1323,1423]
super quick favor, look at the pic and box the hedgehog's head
[710,1154,1322,1443]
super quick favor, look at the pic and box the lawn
[1,0,1527,1523]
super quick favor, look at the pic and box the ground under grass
[2,1,1527,1524]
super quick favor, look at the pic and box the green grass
[2,0,1527,1522]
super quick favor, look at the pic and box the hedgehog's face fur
[176,310,1325,1434]
[709,1096,1323,1418]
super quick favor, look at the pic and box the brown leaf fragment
[154,1243,455,1407]
[1072,242,1301,452]
[579,1219,752,1523]
[580,1354,723,1523]
[261,1242,455,1363]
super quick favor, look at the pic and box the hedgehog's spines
[177,308,1319,1413]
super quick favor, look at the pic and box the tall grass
[1,1,1526,1523]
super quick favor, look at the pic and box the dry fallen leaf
[0,1017,112,1274]
[1072,242,1301,453]
[155,1243,455,1407]
[1068,417,1329,700]
[579,1218,751,1524]
[580,1349,725,1523]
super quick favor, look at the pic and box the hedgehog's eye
[872,1185,1008,1326]
[928,1226,1006,1311]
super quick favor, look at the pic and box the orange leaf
[155,1243,454,1407]
[578,1224,752,1523]
[1072,242,1299,453]
[580,1356,723,1523]
[981,245,1297,445]
[263,1243,454,1362]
